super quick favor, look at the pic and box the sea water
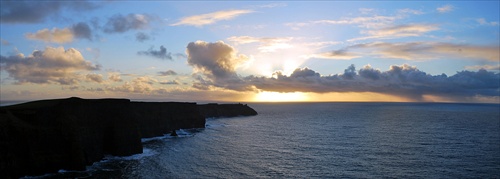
[26,103,500,178]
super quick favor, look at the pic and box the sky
[1,1,499,103]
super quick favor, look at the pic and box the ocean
[26,102,500,178]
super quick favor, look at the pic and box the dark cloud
[289,68,320,78]
[247,64,500,101]
[159,80,180,85]
[186,41,251,91]
[174,53,187,59]
[158,70,177,76]
[0,47,100,85]
[138,45,172,60]
[0,1,100,24]
[184,41,499,101]
[103,13,152,33]
[342,64,356,79]
[72,22,92,40]
[135,32,150,42]
[358,65,381,80]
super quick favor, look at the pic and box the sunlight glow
[254,91,309,102]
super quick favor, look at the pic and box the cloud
[186,41,251,90]
[228,36,294,52]
[358,8,375,15]
[465,65,500,71]
[1,38,11,45]
[246,64,500,101]
[171,9,254,27]
[313,16,397,26]
[25,28,74,43]
[285,15,399,30]
[306,50,361,60]
[349,24,439,41]
[254,3,287,8]
[72,22,93,40]
[437,5,454,13]
[314,42,499,61]
[108,72,123,82]
[0,1,100,24]
[0,46,100,85]
[104,14,153,33]
[158,70,177,76]
[106,76,156,93]
[86,73,104,83]
[286,7,427,32]
[182,41,498,101]
[159,80,180,85]
[135,32,151,42]
[475,18,499,26]
[137,45,172,60]
[25,22,93,43]
[397,8,424,15]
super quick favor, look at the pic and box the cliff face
[0,97,257,178]
[0,97,143,178]
[131,102,205,138]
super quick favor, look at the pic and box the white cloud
[348,24,439,41]
[313,15,397,28]
[86,73,104,83]
[475,18,499,26]
[254,3,287,8]
[25,28,74,43]
[228,36,294,52]
[171,9,254,27]
[465,65,500,71]
[437,5,454,13]
[108,72,123,82]
[358,8,375,14]
[107,76,157,93]
[0,46,100,85]
[286,15,398,30]
[397,8,424,15]
[25,22,93,44]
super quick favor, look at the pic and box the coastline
[0,97,258,178]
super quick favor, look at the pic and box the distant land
[0,97,257,178]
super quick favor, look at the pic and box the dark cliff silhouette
[0,97,257,178]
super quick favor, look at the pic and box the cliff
[132,102,205,138]
[0,97,257,178]
[198,103,258,118]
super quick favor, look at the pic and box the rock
[170,130,178,137]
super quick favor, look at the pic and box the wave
[104,148,157,161]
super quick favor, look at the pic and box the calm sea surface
[30,103,500,178]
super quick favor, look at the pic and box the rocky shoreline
[0,97,257,178]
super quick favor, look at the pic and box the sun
[253,91,309,102]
